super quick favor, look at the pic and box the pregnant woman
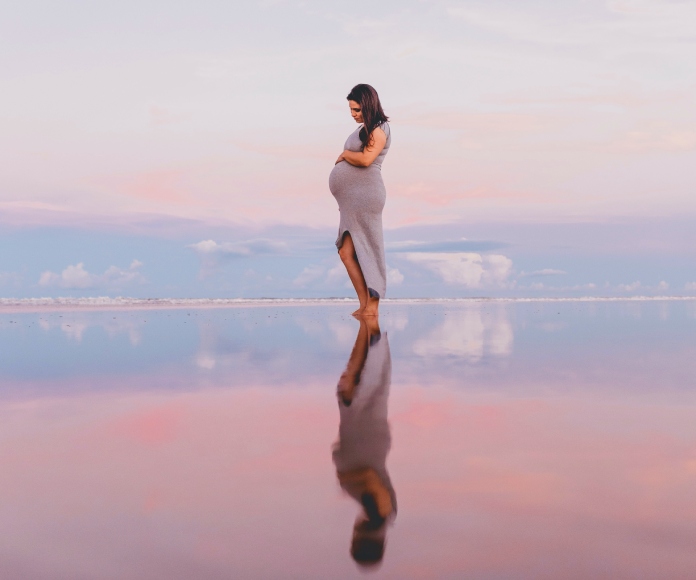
[329,84,391,317]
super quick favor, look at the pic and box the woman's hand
[340,127,387,167]
[335,153,345,165]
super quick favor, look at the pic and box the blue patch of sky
[1,218,695,298]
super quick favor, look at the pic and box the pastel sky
[1,0,695,298]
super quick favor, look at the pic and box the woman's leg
[338,232,368,315]
[336,317,369,405]
[338,232,379,317]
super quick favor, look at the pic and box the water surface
[1,300,695,579]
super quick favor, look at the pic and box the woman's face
[348,100,364,124]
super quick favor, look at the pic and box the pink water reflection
[1,304,695,578]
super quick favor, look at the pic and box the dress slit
[336,229,381,299]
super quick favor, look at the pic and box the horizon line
[1,295,695,312]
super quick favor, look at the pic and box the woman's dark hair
[347,84,389,151]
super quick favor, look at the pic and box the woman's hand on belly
[340,127,387,167]
[335,153,345,165]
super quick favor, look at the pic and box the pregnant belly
[329,162,385,211]
[328,161,354,195]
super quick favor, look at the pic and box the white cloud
[685,282,696,291]
[39,263,89,289]
[292,264,325,288]
[101,263,143,286]
[189,240,219,253]
[326,262,353,289]
[555,283,598,292]
[290,262,404,292]
[387,266,404,285]
[616,280,671,293]
[293,262,356,290]
[39,260,144,289]
[326,264,347,284]
[195,353,216,370]
[520,282,597,292]
[519,269,567,277]
[405,252,513,288]
[188,238,287,257]
[189,238,289,276]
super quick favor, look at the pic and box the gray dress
[332,332,396,515]
[329,122,391,299]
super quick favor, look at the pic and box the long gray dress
[332,332,396,516]
[329,122,391,299]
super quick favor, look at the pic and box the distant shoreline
[1,295,695,313]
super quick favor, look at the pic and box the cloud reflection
[1,303,696,577]
[413,304,513,361]
[37,313,143,345]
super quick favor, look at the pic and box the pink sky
[1,0,695,230]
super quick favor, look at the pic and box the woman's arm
[335,127,387,167]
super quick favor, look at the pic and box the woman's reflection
[332,316,396,568]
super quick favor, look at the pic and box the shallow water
[1,300,695,579]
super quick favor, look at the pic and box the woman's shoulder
[375,121,390,137]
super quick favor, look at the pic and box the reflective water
[1,300,696,579]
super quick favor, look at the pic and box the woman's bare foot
[352,306,365,316]
[362,315,381,338]
[361,296,379,317]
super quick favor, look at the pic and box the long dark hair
[347,84,389,151]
